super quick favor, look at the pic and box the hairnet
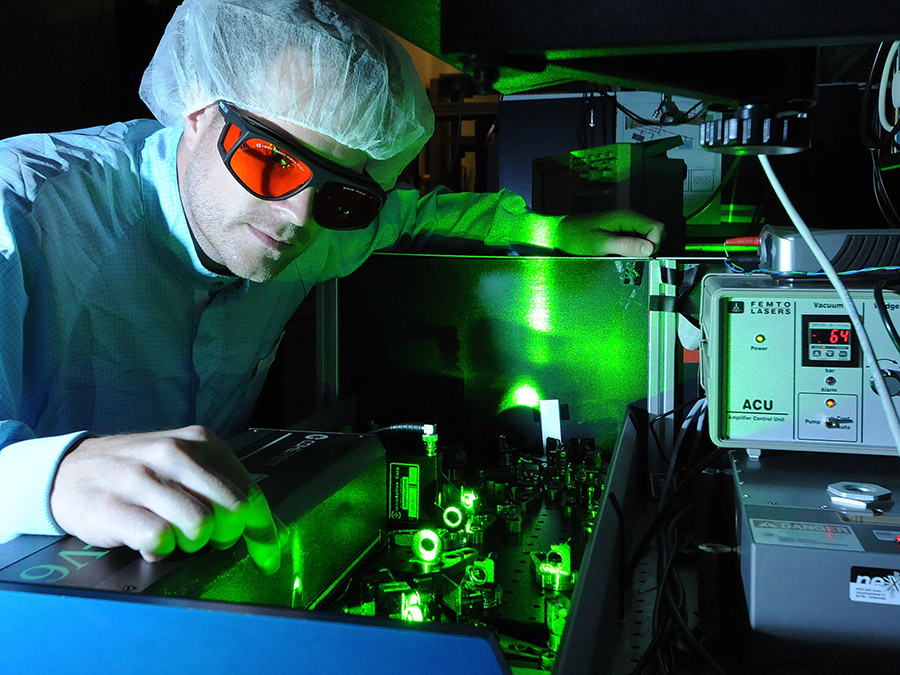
[139,0,434,189]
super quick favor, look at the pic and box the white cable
[759,155,900,457]
[877,40,900,133]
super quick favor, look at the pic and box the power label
[388,462,420,521]
[850,566,900,605]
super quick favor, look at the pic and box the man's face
[177,103,369,282]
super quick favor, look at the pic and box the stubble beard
[182,160,298,284]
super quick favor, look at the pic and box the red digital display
[804,316,856,366]
[809,327,852,346]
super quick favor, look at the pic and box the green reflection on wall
[342,256,652,451]
[498,381,543,413]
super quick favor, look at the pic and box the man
[0,0,663,574]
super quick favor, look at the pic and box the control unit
[700,274,900,455]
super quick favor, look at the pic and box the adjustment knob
[699,101,811,155]
[870,365,900,396]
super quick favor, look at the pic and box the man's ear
[181,103,219,150]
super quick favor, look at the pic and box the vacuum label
[850,566,900,605]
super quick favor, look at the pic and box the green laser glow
[461,490,478,510]
[514,384,541,407]
[291,528,303,609]
[442,505,463,528]
[401,590,426,623]
[684,244,757,252]
[498,382,542,414]
[412,529,442,563]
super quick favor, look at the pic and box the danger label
[850,566,900,605]
[749,518,864,551]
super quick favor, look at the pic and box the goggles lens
[221,124,313,199]
[217,102,385,229]
[315,182,386,229]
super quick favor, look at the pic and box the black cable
[616,96,706,128]
[448,77,469,190]
[607,491,628,621]
[663,584,728,675]
[625,445,731,576]
[658,400,708,511]
[870,150,900,227]
[681,406,709,475]
[860,42,900,152]
[860,42,887,149]
[484,93,504,148]
[630,488,692,674]
[631,617,676,675]
[749,183,771,230]
[616,100,662,127]
[647,396,705,463]
[874,278,900,352]
[685,156,744,223]
[577,89,598,150]
[370,423,432,434]
[649,463,727,675]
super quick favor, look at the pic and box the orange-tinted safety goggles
[217,101,386,230]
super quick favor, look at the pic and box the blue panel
[0,584,509,675]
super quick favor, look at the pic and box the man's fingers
[208,501,245,550]
[555,210,664,257]
[240,486,281,574]
[120,468,218,554]
[98,502,177,561]
[49,426,282,570]
[275,514,289,547]
[602,234,656,258]
[176,428,284,572]
[146,430,246,511]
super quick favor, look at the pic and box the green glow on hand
[519,213,558,250]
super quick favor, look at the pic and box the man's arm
[49,426,282,572]
[370,188,664,258]
[0,148,282,573]
[552,209,664,257]
[312,187,666,285]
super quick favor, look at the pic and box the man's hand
[553,209,664,257]
[49,425,281,574]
